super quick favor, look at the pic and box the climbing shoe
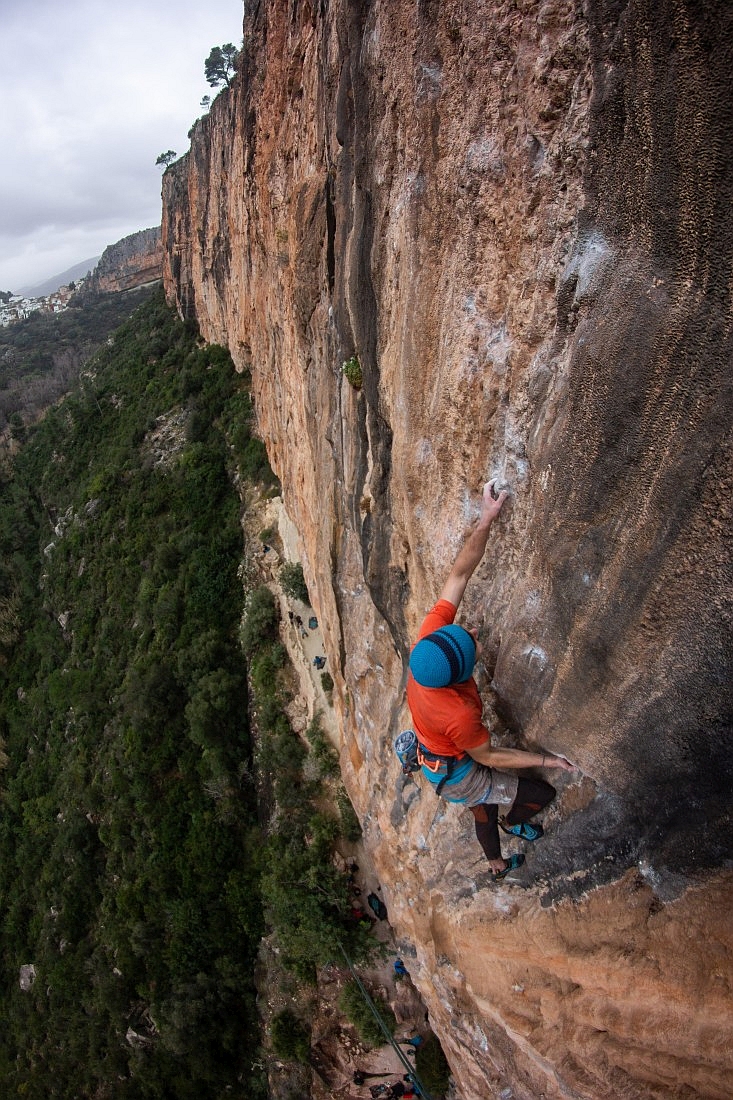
[500,821,544,842]
[492,853,525,880]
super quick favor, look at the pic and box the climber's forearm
[438,481,508,608]
[467,741,574,771]
[438,519,495,607]
[467,742,545,769]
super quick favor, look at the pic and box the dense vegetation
[0,289,268,1098]
[0,286,155,436]
[257,710,372,983]
[244,599,372,983]
[0,286,396,1098]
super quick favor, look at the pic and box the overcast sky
[0,0,244,292]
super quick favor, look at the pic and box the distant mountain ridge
[15,226,162,301]
[18,256,101,298]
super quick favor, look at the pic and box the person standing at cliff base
[406,481,575,879]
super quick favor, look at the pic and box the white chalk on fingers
[488,478,511,499]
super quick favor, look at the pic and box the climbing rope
[337,941,434,1100]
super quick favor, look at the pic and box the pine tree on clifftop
[205,43,239,89]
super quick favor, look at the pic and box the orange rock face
[162,1,733,1096]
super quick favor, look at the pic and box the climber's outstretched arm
[467,740,576,771]
[439,480,508,609]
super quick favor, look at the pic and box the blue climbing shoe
[500,821,544,842]
[492,853,525,880]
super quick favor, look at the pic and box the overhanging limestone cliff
[162,1,733,1097]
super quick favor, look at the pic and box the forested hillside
[0,286,156,440]
[0,289,272,1097]
[0,288,391,1098]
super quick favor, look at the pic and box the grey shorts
[424,758,519,808]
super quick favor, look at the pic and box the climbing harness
[416,743,458,796]
[394,729,460,795]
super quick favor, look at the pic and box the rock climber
[406,480,575,880]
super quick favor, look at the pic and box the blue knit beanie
[409,625,476,687]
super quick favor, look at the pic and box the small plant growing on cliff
[306,715,339,778]
[240,585,279,655]
[337,788,361,841]
[341,355,362,389]
[155,150,177,169]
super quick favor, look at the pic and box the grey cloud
[0,0,242,288]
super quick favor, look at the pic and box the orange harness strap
[416,746,442,773]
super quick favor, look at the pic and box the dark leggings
[469,776,556,862]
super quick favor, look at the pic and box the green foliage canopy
[279,561,309,604]
[241,584,279,655]
[0,282,379,1088]
[0,287,273,1098]
[204,43,239,89]
[270,1009,310,1065]
[338,980,397,1049]
[155,149,177,169]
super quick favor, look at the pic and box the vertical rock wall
[162,1,733,1096]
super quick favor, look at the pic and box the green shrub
[307,715,339,778]
[338,980,396,1048]
[308,812,339,861]
[270,1009,310,1064]
[320,670,334,695]
[250,642,286,695]
[267,726,308,778]
[341,355,362,389]
[337,789,362,842]
[241,584,278,655]
[256,696,292,737]
[415,1033,451,1098]
[239,435,277,485]
[260,837,358,983]
[280,561,309,604]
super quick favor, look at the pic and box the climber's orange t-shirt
[406,599,489,758]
